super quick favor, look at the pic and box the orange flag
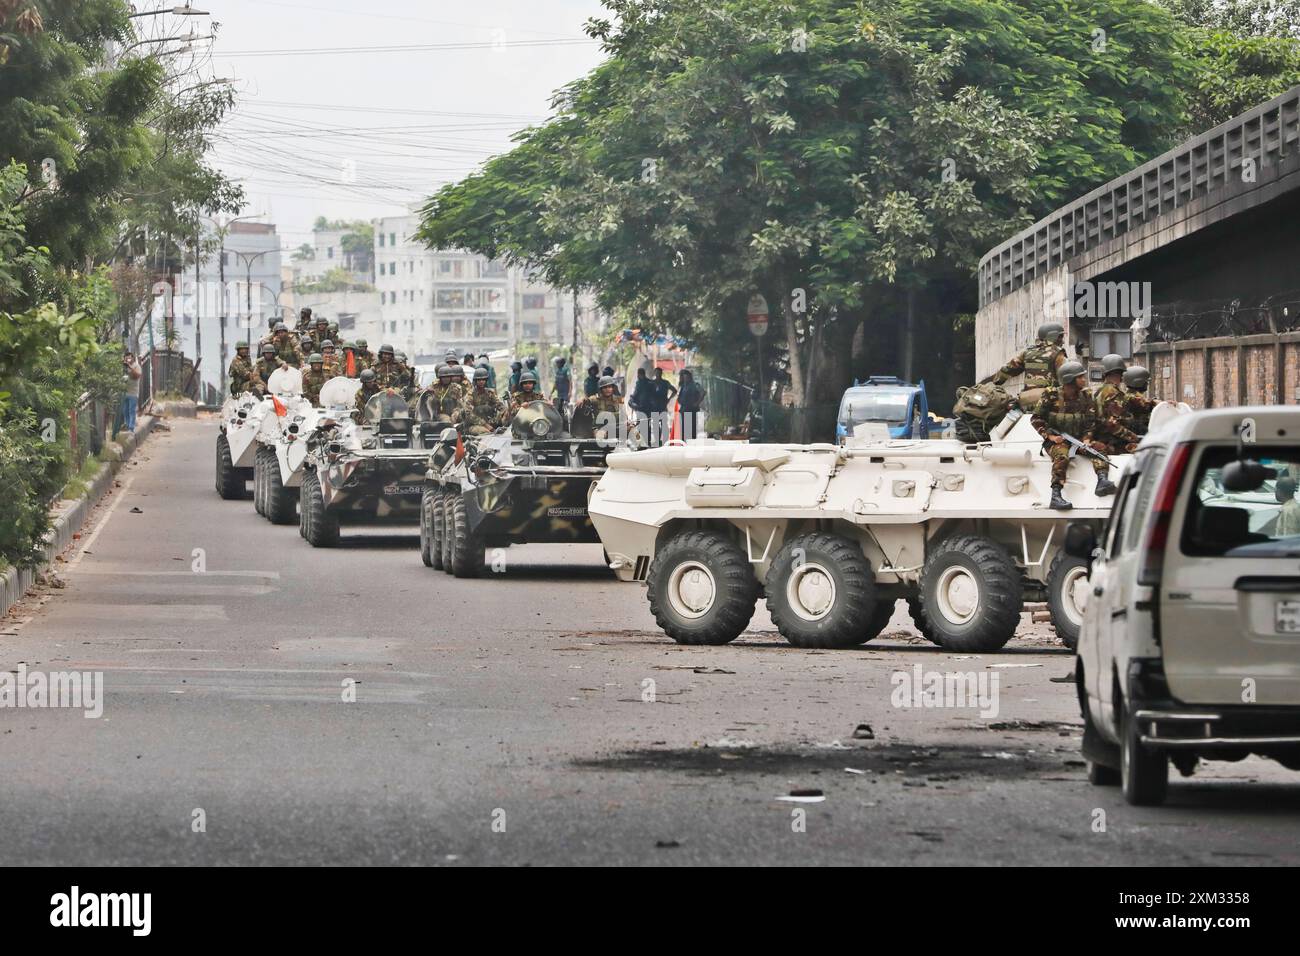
[454,433,465,464]
[346,350,355,377]
[272,396,287,417]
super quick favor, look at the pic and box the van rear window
[1181,445,1300,557]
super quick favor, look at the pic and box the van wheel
[431,490,446,571]
[1047,551,1090,650]
[419,488,435,568]
[905,595,940,644]
[919,535,1022,652]
[766,533,878,648]
[1121,708,1168,805]
[647,531,759,645]
[216,434,243,500]
[1088,761,1121,785]
[302,473,339,548]
[450,496,484,579]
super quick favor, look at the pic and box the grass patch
[59,453,102,502]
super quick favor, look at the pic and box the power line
[216,38,596,58]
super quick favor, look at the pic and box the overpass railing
[979,84,1300,308]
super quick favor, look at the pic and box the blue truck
[835,376,931,443]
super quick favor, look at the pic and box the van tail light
[1136,441,1194,588]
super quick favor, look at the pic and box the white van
[1067,405,1300,805]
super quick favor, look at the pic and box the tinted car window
[1122,449,1166,553]
[1181,444,1300,557]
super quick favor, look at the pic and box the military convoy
[587,413,1130,652]
[420,400,622,576]
[215,384,276,500]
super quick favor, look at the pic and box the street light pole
[233,248,275,348]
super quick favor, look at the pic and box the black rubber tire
[861,599,896,645]
[1121,707,1168,805]
[302,472,339,548]
[918,535,1022,652]
[450,495,484,578]
[419,488,436,568]
[905,595,940,644]
[647,531,759,645]
[299,479,310,538]
[440,493,456,573]
[253,448,265,515]
[264,457,297,525]
[765,533,878,648]
[431,489,446,571]
[1047,550,1089,650]
[216,434,243,500]
[1088,761,1121,786]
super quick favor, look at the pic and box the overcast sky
[196,0,609,249]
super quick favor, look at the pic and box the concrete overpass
[975,84,1300,406]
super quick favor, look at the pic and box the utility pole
[194,229,202,402]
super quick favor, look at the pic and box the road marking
[64,473,137,571]
[47,604,229,622]
[73,570,282,579]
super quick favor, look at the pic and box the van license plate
[1277,600,1300,634]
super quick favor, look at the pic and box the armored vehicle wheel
[647,531,758,645]
[215,433,243,500]
[265,463,297,525]
[766,533,879,648]
[431,490,446,571]
[861,600,896,644]
[1047,550,1089,650]
[905,595,940,644]
[299,483,310,538]
[440,493,456,573]
[252,448,265,515]
[302,472,339,548]
[918,535,1022,652]
[419,488,436,567]
[450,495,484,578]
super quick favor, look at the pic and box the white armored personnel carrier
[588,413,1141,652]
[215,378,280,500]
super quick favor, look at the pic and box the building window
[327,247,334,259]
[1090,328,1133,359]
[523,293,547,309]
[389,232,396,246]
[378,233,385,247]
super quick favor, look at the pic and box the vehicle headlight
[532,419,550,437]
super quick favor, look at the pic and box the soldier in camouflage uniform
[296,307,314,333]
[454,367,505,434]
[319,340,340,377]
[508,369,547,416]
[227,342,256,396]
[308,315,331,351]
[1120,365,1158,437]
[1090,354,1142,464]
[372,344,406,389]
[354,338,374,368]
[302,353,329,406]
[352,368,380,423]
[986,322,1069,410]
[266,322,305,368]
[1032,361,1110,510]
[415,364,466,421]
[574,375,625,438]
[252,343,282,394]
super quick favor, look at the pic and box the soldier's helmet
[444,348,458,362]
[379,344,394,358]
[1037,322,1065,344]
[308,352,324,365]
[301,307,312,318]
[473,367,489,383]
[315,316,328,326]
[299,335,313,349]
[450,364,466,379]
[356,338,368,349]
[274,321,288,333]
[598,375,616,392]
[236,342,249,352]
[321,340,335,351]
[1057,360,1086,386]
[261,343,276,355]
[395,350,407,363]
[520,370,539,388]
[1123,365,1150,391]
[359,368,376,384]
[435,363,450,379]
[1101,353,1126,375]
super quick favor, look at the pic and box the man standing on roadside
[122,351,143,434]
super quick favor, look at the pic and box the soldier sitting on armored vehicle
[352,368,381,422]
[372,345,407,391]
[414,364,467,423]
[319,340,339,376]
[1120,364,1158,436]
[985,321,1068,411]
[1032,360,1113,510]
[573,375,626,439]
[454,367,506,435]
[266,321,305,368]
[252,342,286,395]
[508,370,548,416]
[302,353,329,406]
[1090,353,1142,463]
[228,342,256,396]
[309,315,331,351]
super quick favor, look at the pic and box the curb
[1,416,158,617]
[150,398,197,418]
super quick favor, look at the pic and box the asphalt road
[2,416,1298,866]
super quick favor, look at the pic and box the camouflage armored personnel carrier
[297,388,433,547]
[215,382,278,500]
[588,412,1160,651]
[421,401,622,577]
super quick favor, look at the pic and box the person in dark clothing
[676,369,705,439]
[584,363,601,398]
[650,368,677,413]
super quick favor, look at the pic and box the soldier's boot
[1050,486,1073,511]
[1095,476,1117,497]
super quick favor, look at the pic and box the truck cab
[836,376,929,443]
